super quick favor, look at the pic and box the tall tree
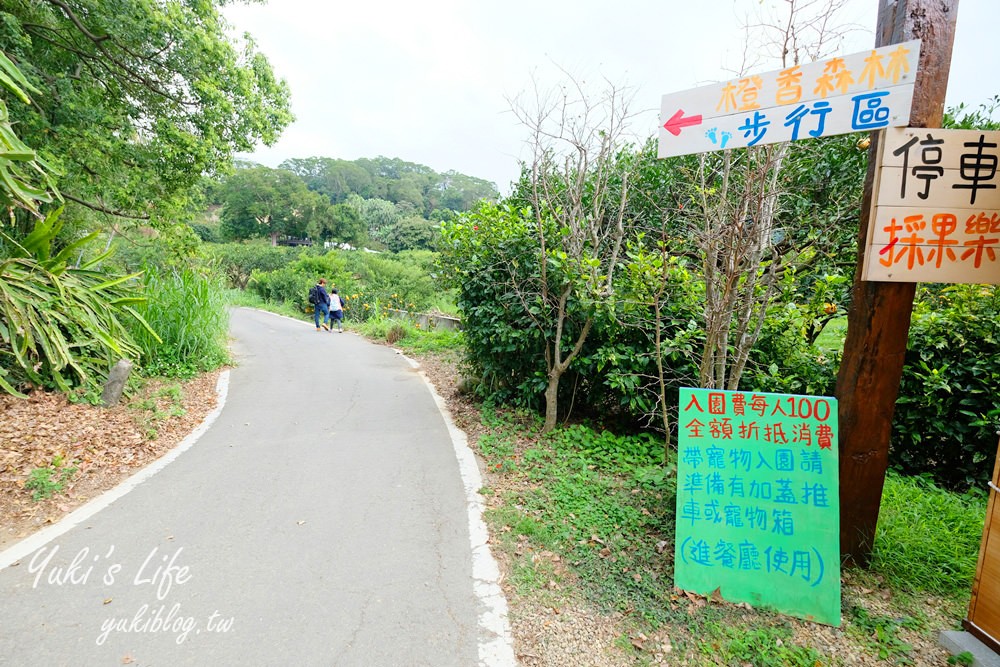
[510,76,637,433]
[1,0,292,231]
[218,167,311,245]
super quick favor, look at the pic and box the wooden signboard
[862,127,1000,284]
[966,438,1000,654]
[658,40,920,158]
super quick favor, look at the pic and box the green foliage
[0,51,60,216]
[217,167,323,244]
[0,210,154,396]
[440,202,560,408]
[697,621,829,666]
[247,252,353,310]
[25,455,78,501]
[2,0,292,229]
[128,268,229,378]
[206,242,299,289]
[869,472,986,597]
[892,285,1000,488]
[740,276,841,397]
[341,251,438,317]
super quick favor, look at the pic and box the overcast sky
[224,0,998,194]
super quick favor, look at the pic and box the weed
[847,605,919,664]
[947,651,975,666]
[25,456,78,501]
[698,620,830,666]
[477,432,516,469]
[385,323,406,345]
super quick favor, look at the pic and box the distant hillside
[278,156,498,218]
[204,156,498,252]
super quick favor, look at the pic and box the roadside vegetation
[1,2,998,665]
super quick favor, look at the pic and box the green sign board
[674,388,841,626]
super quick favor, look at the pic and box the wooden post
[836,0,960,564]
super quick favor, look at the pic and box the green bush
[892,285,1000,489]
[0,211,153,396]
[129,268,229,378]
[205,241,300,289]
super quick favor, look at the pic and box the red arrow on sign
[663,109,703,136]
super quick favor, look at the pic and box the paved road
[0,307,509,666]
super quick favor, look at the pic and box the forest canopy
[0,0,293,234]
[207,156,499,250]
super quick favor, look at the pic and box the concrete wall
[386,309,462,331]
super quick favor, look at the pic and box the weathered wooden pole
[836,0,959,564]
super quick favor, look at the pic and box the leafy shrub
[206,241,299,289]
[892,285,1000,488]
[249,265,315,307]
[0,211,153,396]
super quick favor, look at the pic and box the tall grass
[130,268,230,377]
[869,471,987,597]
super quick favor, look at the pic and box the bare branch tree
[508,73,639,432]
[693,0,854,391]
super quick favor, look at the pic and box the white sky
[225,0,999,194]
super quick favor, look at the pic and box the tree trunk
[542,368,562,433]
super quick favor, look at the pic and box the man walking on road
[311,278,331,331]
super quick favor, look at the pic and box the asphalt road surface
[0,307,511,666]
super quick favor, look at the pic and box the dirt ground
[0,371,220,550]
[0,350,966,665]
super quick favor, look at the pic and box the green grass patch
[696,619,831,666]
[480,416,678,625]
[869,472,986,597]
[25,455,78,501]
[355,316,464,353]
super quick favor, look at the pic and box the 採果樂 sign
[658,40,920,158]
[863,126,1000,284]
[674,388,841,626]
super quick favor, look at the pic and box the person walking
[310,278,331,331]
[329,289,345,333]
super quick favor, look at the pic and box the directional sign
[863,127,1000,284]
[658,40,921,158]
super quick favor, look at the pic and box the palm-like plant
[0,209,158,396]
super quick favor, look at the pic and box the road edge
[400,352,518,667]
[0,370,231,572]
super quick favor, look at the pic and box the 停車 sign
[862,126,1000,284]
